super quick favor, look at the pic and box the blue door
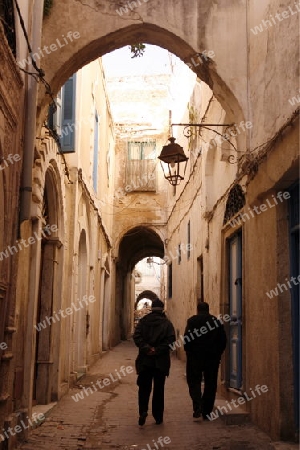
[289,183,299,432]
[229,232,243,389]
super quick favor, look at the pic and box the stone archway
[135,290,158,310]
[37,1,247,130]
[113,226,164,343]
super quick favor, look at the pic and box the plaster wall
[165,81,231,354]
[0,17,25,449]
[163,69,299,440]
[112,135,168,250]
[11,56,116,442]
[241,123,299,439]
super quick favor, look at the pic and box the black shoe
[193,409,202,419]
[155,419,163,425]
[202,414,210,421]
[138,412,147,426]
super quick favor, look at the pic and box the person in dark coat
[184,302,227,420]
[133,298,175,426]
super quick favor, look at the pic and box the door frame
[288,182,299,433]
[220,223,245,394]
[228,231,243,389]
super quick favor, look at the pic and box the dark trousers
[186,356,220,416]
[137,368,166,420]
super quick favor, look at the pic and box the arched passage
[113,227,164,343]
[135,290,159,310]
[37,4,247,130]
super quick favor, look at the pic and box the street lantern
[146,257,153,267]
[158,137,188,186]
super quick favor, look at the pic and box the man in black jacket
[184,302,227,420]
[133,298,175,426]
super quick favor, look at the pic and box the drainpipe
[19,0,44,222]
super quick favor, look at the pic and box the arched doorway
[34,168,62,404]
[101,253,111,351]
[73,230,88,374]
[114,227,165,343]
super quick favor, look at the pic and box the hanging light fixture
[146,257,153,267]
[158,137,188,186]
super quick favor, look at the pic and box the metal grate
[223,184,246,224]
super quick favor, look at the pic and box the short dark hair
[197,302,209,313]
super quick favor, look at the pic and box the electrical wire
[12,0,75,183]
[12,0,57,108]
[44,125,73,183]
[100,190,203,217]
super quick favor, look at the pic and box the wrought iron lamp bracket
[171,123,238,161]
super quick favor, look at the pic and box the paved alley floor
[18,340,298,450]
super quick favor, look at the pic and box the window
[49,74,77,152]
[167,263,172,298]
[178,244,181,265]
[197,256,204,302]
[223,184,245,225]
[125,141,156,191]
[128,141,156,160]
[93,112,99,191]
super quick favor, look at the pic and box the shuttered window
[126,141,156,191]
[48,74,77,152]
[60,75,76,152]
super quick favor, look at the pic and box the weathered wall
[164,67,299,441]
[37,0,248,129]
[11,57,116,448]
[165,81,233,356]
[242,123,299,439]
[0,0,298,445]
[112,135,168,244]
[0,21,24,450]
[247,0,300,149]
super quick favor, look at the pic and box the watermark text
[0,225,58,261]
[18,31,80,69]
[72,365,134,402]
[251,2,300,35]
[207,385,269,421]
[230,191,290,228]
[266,275,300,299]
[35,295,96,331]
[0,153,21,171]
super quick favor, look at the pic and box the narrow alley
[17,340,293,450]
[0,1,299,449]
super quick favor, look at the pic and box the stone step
[214,399,250,425]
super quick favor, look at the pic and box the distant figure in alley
[133,298,176,426]
[184,302,227,420]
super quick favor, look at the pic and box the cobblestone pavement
[17,340,298,450]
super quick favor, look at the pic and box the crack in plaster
[74,0,144,22]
